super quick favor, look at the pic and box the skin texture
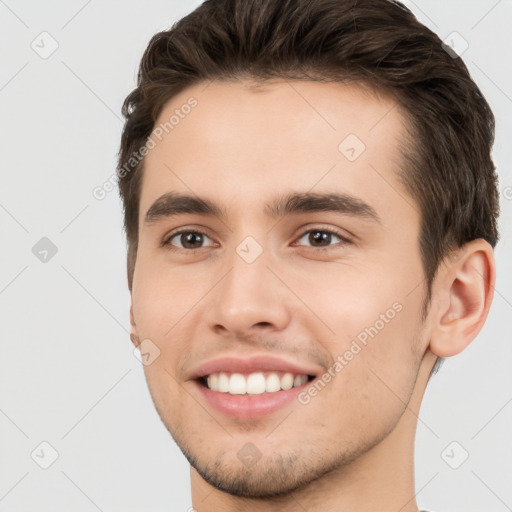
[129,79,495,512]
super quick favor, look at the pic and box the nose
[206,242,292,339]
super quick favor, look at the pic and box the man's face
[130,79,432,497]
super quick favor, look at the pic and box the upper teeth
[206,372,309,395]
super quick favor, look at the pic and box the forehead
[139,79,416,226]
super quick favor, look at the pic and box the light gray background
[0,1,510,511]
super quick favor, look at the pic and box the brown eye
[296,229,351,249]
[163,230,215,250]
[308,231,333,247]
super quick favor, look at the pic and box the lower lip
[193,379,312,419]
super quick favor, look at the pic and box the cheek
[305,320,421,446]
[132,265,203,410]
[293,262,423,409]
[132,258,204,340]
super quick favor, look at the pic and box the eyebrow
[143,191,381,226]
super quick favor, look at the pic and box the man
[117,0,499,510]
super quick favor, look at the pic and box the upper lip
[189,355,321,380]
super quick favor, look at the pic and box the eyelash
[161,226,353,252]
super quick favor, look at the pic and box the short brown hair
[117,0,499,325]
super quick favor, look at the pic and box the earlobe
[429,239,496,358]
[130,303,141,348]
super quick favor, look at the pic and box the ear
[429,239,496,358]
[130,303,141,348]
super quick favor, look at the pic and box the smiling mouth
[198,371,316,395]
